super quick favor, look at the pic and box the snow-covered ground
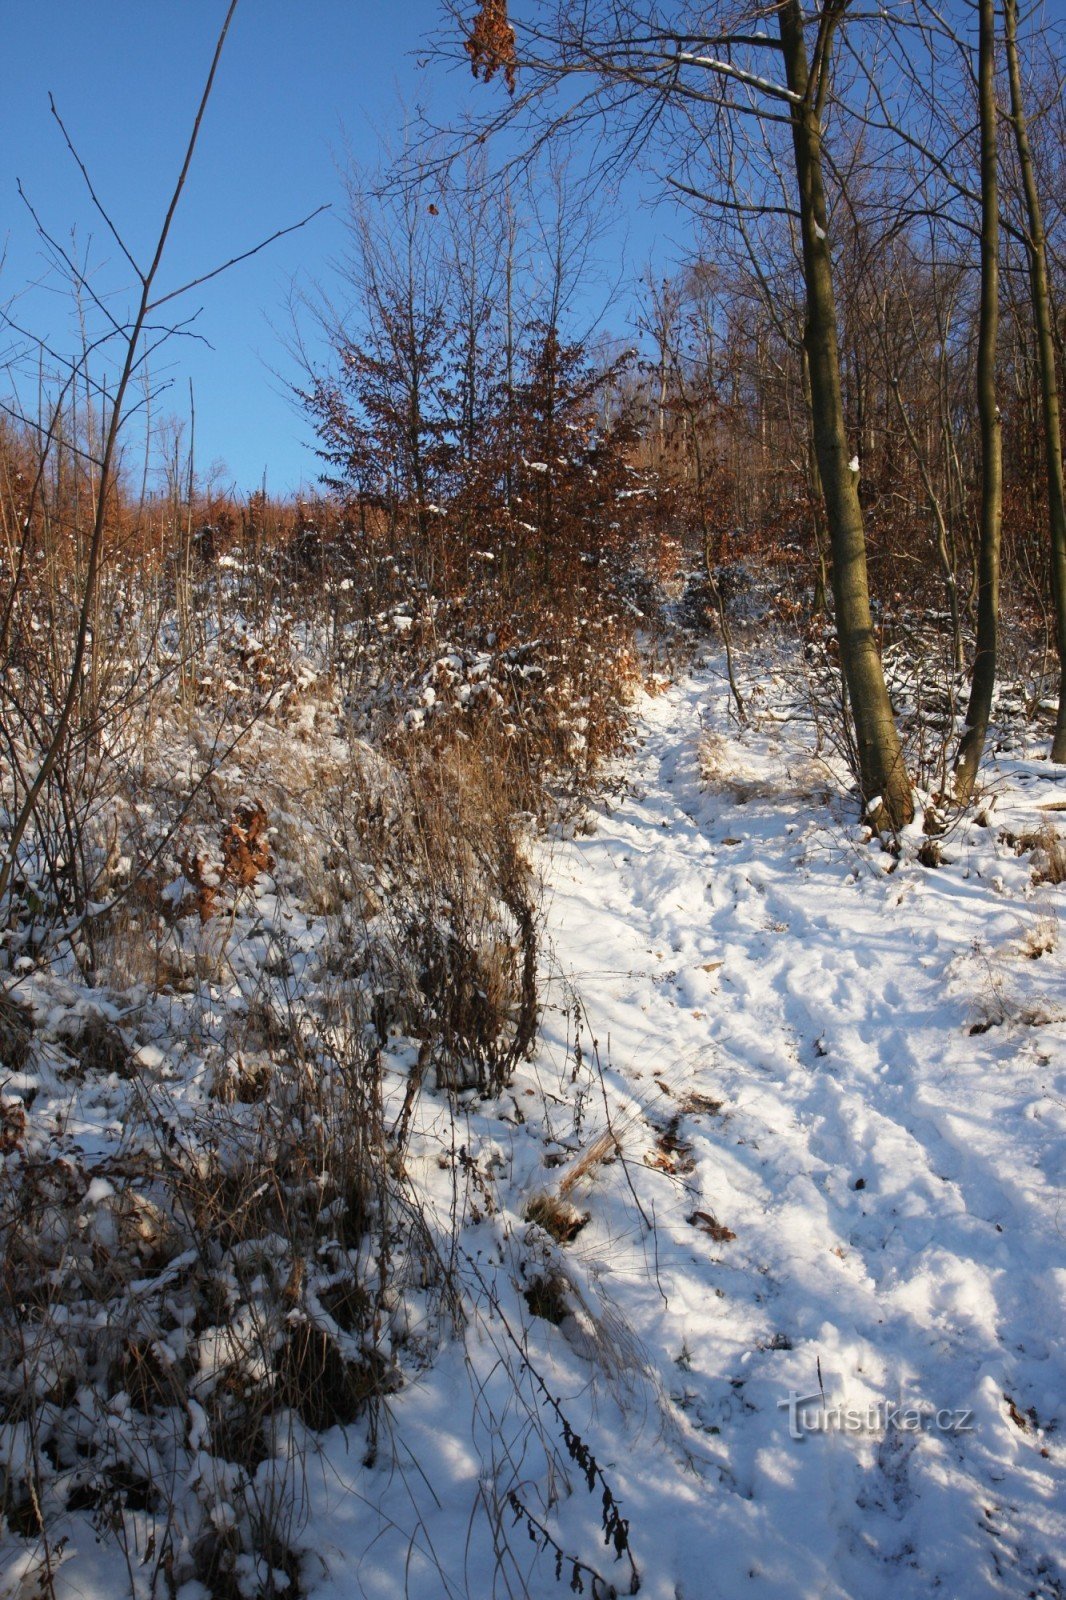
[4,653,1065,1600]
[313,656,1065,1600]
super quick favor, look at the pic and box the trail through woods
[6,657,1064,1600]
[518,658,1066,1597]
[310,658,1065,1599]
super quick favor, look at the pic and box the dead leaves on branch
[177,800,274,924]
[466,0,517,94]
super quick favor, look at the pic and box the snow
[297,659,1066,1599]
[230,656,1056,1593]
[4,654,1064,1599]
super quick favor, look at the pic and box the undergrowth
[0,488,652,1597]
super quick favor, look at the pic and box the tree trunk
[778,0,912,828]
[889,374,963,673]
[801,347,829,617]
[955,0,1003,801]
[1003,0,1066,762]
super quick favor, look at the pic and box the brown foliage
[220,801,273,890]
[465,0,517,93]
[177,801,274,923]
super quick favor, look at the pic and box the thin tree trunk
[0,0,242,912]
[1003,0,1066,761]
[955,0,1003,801]
[889,375,963,673]
[801,347,829,616]
[778,0,912,827]
[683,401,746,725]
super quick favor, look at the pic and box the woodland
[1,3,1064,1598]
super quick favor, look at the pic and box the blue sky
[2,2,676,497]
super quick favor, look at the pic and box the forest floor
[4,648,1065,1600]
[310,651,1066,1600]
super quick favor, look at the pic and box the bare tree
[1003,0,1066,762]
[454,0,914,825]
[954,0,1002,801]
[0,0,324,925]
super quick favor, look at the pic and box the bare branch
[48,93,145,283]
[148,204,331,313]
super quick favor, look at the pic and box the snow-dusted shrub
[0,993,32,1074]
[1009,822,1066,886]
[326,727,540,1096]
[0,1003,431,1599]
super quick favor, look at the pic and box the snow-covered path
[536,659,1066,1599]
[11,659,1064,1600]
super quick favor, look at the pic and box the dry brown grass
[524,1191,590,1244]
[0,991,33,1073]
[697,730,830,807]
[557,1129,623,1197]
[327,726,541,1096]
[1022,824,1066,886]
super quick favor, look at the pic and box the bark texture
[1003,0,1066,763]
[778,0,912,827]
[955,0,1002,802]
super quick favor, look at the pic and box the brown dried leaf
[687,1210,736,1243]
[465,0,517,94]
[220,801,274,891]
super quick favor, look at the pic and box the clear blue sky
[2,2,676,497]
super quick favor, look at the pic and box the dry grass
[697,729,830,807]
[1020,824,1066,887]
[327,726,541,1097]
[1019,913,1058,961]
[0,1003,423,1599]
[557,1129,623,1197]
[0,430,656,1596]
[524,1191,590,1244]
[0,992,33,1073]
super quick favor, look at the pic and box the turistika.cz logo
[779,1390,976,1441]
